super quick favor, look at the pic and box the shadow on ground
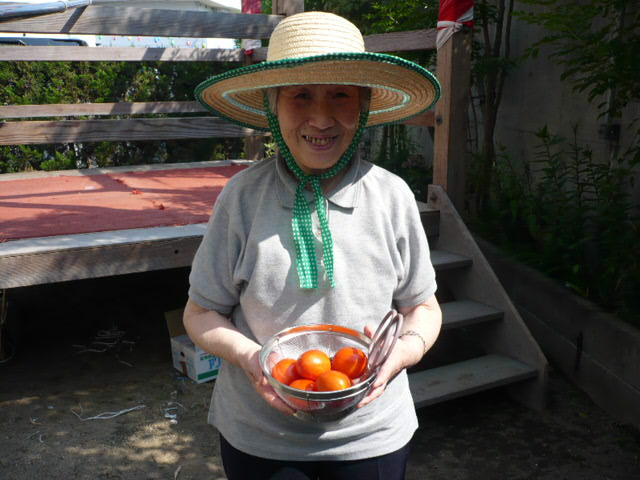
[1,270,638,479]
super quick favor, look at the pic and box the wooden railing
[0,0,465,201]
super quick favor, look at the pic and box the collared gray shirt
[189,155,436,461]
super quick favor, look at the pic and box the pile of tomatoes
[271,346,368,392]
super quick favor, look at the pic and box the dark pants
[220,434,411,480]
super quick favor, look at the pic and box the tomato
[271,358,300,385]
[331,347,368,379]
[296,349,331,380]
[289,378,315,391]
[314,370,352,391]
[286,378,316,410]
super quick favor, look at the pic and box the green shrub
[474,125,640,325]
[0,60,243,173]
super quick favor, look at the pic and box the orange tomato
[271,358,300,385]
[289,378,315,391]
[314,370,352,391]
[331,346,368,379]
[296,349,331,380]
[286,378,316,410]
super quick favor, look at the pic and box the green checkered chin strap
[264,92,369,289]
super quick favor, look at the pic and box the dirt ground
[1,270,639,480]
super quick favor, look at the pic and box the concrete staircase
[408,185,548,411]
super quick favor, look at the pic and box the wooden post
[243,0,304,160]
[243,48,265,160]
[272,0,305,15]
[432,29,472,214]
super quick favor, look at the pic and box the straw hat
[195,11,440,130]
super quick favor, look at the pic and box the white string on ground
[71,404,146,421]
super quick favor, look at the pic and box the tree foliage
[468,0,517,215]
[517,0,640,117]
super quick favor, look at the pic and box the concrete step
[441,300,503,330]
[431,249,472,271]
[409,354,538,409]
[416,201,440,238]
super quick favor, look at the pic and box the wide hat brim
[194,52,441,131]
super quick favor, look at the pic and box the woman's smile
[302,134,338,148]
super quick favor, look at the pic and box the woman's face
[276,84,362,175]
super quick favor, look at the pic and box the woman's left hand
[356,326,420,407]
[356,297,442,408]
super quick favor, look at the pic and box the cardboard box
[165,309,222,383]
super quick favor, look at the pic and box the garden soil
[1,269,639,480]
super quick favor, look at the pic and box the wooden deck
[0,161,249,288]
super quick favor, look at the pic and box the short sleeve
[188,197,242,316]
[393,193,437,308]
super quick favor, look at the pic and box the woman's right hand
[183,300,295,415]
[239,346,296,415]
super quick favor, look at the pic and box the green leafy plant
[468,0,517,215]
[476,126,640,325]
[517,0,640,117]
[374,123,432,201]
[0,60,243,173]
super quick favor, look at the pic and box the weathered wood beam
[0,117,263,144]
[0,6,281,38]
[0,101,207,119]
[433,31,472,213]
[403,111,435,127]
[0,29,437,63]
[0,46,245,62]
[1,102,433,128]
[249,29,438,61]
[365,29,437,52]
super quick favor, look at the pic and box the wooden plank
[1,102,432,124]
[0,46,245,62]
[427,184,549,411]
[0,225,207,289]
[0,101,207,119]
[431,249,472,271]
[0,117,262,144]
[433,31,472,212]
[365,29,437,53]
[409,354,538,409]
[224,29,437,62]
[441,300,503,330]
[0,159,251,181]
[0,30,436,63]
[0,6,282,38]
[403,110,435,127]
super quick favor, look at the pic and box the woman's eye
[294,92,310,100]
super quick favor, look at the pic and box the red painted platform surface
[0,165,246,242]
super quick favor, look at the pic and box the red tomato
[296,349,331,380]
[271,358,300,385]
[289,378,315,391]
[287,378,316,410]
[314,370,352,392]
[331,347,368,379]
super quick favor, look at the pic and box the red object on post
[241,0,262,14]
[241,0,262,55]
[437,0,474,49]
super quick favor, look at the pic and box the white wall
[487,4,639,206]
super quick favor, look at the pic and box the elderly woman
[184,11,443,480]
